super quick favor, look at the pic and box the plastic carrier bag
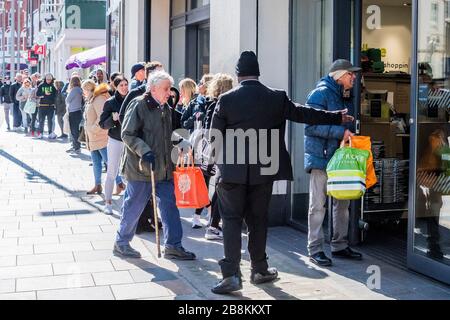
[327,141,370,200]
[350,136,378,189]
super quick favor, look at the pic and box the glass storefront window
[172,0,186,17]
[290,0,334,226]
[110,6,121,73]
[189,0,210,10]
[414,0,450,265]
[197,24,210,77]
[171,26,186,85]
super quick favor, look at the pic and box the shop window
[172,0,186,17]
[109,5,122,73]
[170,0,210,84]
[189,0,210,10]
[289,0,334,227]
[431,2,439,25]
[413,0,450,267]
[171,27,186,84]
[197,24,210,76]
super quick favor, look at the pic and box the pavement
[0,124,450,300]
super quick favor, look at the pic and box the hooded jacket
[84,84,110,151]
[0,83,13,104]
[99,90,126,142]
[304,75,354,173]
[36,81,57,106]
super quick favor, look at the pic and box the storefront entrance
[289,0,450,285]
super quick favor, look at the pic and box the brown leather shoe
[87,185,103,195]
[114,183,126,196]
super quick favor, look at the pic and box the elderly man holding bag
[305,59,364,268]
[114,71,196,261]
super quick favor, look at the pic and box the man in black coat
[9,73,23,130]
[209,51,354,294]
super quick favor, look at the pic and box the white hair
[147,71,174,90]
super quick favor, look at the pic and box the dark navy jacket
[304,76,354,173]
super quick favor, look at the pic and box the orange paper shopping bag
[174,155,210,209]
[351,136,378,189]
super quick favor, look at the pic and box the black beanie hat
[236,51,260,77]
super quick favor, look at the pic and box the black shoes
[250,267,279,285]
[164,247,196,261]
[113,243,142,259]
[310,252,332,267]
[212,268,278,295]
[332,247,363,260]
[211,275,243,295]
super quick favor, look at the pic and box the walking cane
[140,161,161,258]
[150,164,162,258]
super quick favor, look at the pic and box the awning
[65,45,106,70]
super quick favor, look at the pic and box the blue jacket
[304,76,354,173]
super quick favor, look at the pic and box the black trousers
[13,102,22,128]
[69,111,82,150]
[217,181,273,278]
[30,108,39,132]
[38,106,55,134]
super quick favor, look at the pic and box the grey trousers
[308,169,350,256]
[3,103,12,129]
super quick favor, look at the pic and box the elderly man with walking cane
[114,71,196,261]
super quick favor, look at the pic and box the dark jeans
[217,181,273,278]
[30,108,39,132]
[69,111,82,150]
[38,106,55,134]
[117,180,183,248]
[12,102,22,128]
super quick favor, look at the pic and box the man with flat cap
[305,59,363,268]
[209,51,355,294]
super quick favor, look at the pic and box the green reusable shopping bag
[327,146,370,200]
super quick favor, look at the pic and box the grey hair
[147,71,174,91]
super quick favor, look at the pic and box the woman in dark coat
[99,76,128,215]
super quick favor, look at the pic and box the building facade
[110,0,450,285]
[0,0,31,76]
[36,0,107,80]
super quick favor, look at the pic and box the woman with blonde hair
[15,78,33,134]
[204,74,234,130]
[173,78,197,139]
[181,74,214,133]
[81,80,111,195]
[179,78,197,107]
[66,75,84,153]
[203,73,234,240]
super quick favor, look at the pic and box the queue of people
[0,52,361,295]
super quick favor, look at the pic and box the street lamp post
[16,0,23,73]
[0,0,5,77]
[10,0,15,76]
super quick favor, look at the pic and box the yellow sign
[70,47,88,55]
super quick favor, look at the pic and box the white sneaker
[205,227,223,240]
[104,204,113,215]
[48,133,57,139]
[36,133,43,139]
[192,214,203,229]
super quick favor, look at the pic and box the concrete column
[123,0,146,78]
[150,0,170,68]
[210,0,257,77]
